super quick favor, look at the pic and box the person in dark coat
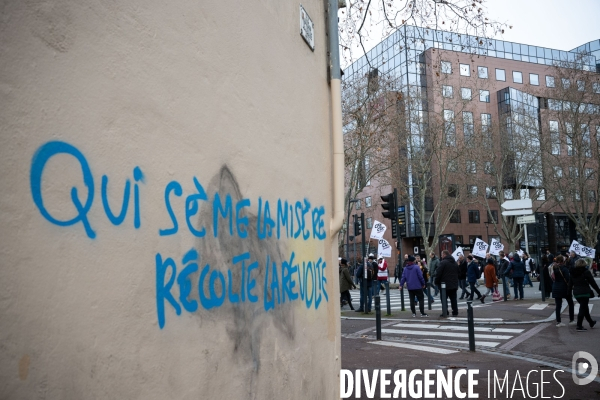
[506,253,526,300]
[466,255,483,301]
[429,252,440,296]
[434,250,460,316]
[400,256,427,317]
[497,251,511,299]
[569,258,600,331]
[339,258,356,310]
[552,255,574,327]
[539,254,552,298]
[457,255,470,299]
[567,251,579,271]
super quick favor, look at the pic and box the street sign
[516,215,536,224]
[501,199,532,210]
[501,209,533,216]
[299,5,315,51]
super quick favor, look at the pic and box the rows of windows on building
[440,60,600,94]
[345,26,597,82]
[346,28,599,241]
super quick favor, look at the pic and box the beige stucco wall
[0,1,341,398]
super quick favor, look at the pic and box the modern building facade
[344,26,600,263]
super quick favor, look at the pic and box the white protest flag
[472,238,489,258]
[451,246,464,261]
[570,240,596,258]
[378,238,392,258]
[516,249,524,257]
[569,240,581,255]
[370,220,387,240]
[490,238,504,256]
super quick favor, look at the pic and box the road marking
[392,323,523,333]
[528,304,548,310]
[353,321,397,336]
[435,339,501,348]
[499,323,550,350]
[368,340,459,354]
[448,317,503,321]
[381,328,513,340]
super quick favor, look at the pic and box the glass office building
[571,39,600,72]
[345,26,597,81]
[344,25,600,257]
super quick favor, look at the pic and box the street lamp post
[346,199,358,260]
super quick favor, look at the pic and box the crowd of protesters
[340,248,600,331]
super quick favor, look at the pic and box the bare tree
[539,57,600,249]
[339,0,508,67]
[475,85,548,251]
[394,51,486,256]
[341,71,403,249]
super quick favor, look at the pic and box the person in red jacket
[376,256,388,294]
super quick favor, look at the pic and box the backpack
[367,262,376,281]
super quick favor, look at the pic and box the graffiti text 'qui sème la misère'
[30,141,329,328]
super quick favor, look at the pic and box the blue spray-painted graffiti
[30,141,326,241]
[31,141,144,237]
[30,141,329,329]
[156,249,328,328]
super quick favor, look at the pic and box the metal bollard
[540,272,546,302]
[440,282,448,317]
[400,286,405,311]
[467,299,475,352]
[375,295,382,340]
[426,283,432,311]
[385,281,391,315]
[502,276,507,302]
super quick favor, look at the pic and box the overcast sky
[486,0,600,51]
[343,0,600,65]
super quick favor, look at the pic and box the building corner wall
[0,0,341,398]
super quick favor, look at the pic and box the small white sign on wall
[300,5,314,51]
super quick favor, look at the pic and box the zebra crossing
[347,287,495,313]
[369,322,526,352]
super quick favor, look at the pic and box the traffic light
[353,214,362,236]
[397,205,406,237]
[381,190,398,238]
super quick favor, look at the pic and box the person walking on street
[523,252,534,287]
[434,250,460,317]
[354,262,366,312]
[339,258,357,310]
[417,261,434,304]
[458,255,470,299]
[367,254,377,312]
[481,259,498,303]
[592,260,598,277]
[466,255,483,302]
[569,259,600,332]
[567,251,579,271]
[539,254,552,298]
[497,251,511,299]
[429,252,440,296]
[377,256,388,294]
[506,253,526,300]
[552,255,575,326]
[400,256,428,317]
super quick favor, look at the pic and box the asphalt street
[340,279,600,399]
